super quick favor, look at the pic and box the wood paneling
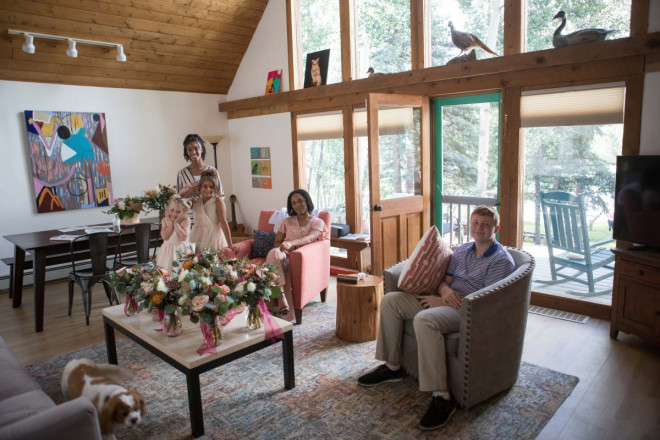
[0,0,267,93]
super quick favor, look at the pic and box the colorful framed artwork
[303,49,330,88]
[23,110,113,213]
[250,147,272,189]
[265,69,282,95]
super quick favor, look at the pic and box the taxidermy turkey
[552,10,614,48]
[448,21,498,56]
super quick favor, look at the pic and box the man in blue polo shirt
[358,205,515,430]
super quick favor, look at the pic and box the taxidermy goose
[552,10,614,48]
[367,67,384,78]
[448,21,498,56]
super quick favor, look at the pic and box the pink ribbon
[124,294,138,317]
[197,320,218,355]
[258,298,284,343]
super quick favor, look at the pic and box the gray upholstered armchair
[382,247,535,409]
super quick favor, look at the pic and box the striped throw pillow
[397,225,452,294]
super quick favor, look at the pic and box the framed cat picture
[303,49,330,88]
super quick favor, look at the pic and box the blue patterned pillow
[250,229,276,258]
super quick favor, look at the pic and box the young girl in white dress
[189,170,236,252]
[155,195,192,274]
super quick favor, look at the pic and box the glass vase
[152,308,164,322]
[246,306,262,330]
[162,308,183,337]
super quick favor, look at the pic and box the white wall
[227,0,294,231]
[0,80,230,280]
[640,71,660,155]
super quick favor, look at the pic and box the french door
[366,93,431,276]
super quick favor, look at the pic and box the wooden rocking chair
[537,191,615,295]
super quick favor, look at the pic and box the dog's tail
[96,363,133,381]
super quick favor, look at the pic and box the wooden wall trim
[531,292,611,320]
[410,0,426,70]
[503,0,522,56]
[339,0,354,82]
[286,0,299,91]
[342,105,359,232]
[622,75,645,156]
[499,86,522,248]
[220,33,660,118]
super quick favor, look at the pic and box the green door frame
[433,93,502,228]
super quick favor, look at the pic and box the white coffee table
[102,304,295,437]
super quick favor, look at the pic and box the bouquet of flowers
[230,258,281,308]
[141,184,177,215]
[108,264,149,316]
[104,196,143,220]
[131,265,179,315]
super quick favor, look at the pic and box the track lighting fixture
[8,29,127,62]
[116,45,126,62]
[66,39,78,58]
[22,34,35,54]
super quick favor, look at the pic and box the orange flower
[182,260,194,270]
[150,293,164,306]
[157,268,168,276]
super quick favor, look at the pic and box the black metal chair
[112,222,153,270]
[67,232,115,325]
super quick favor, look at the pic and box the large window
[354,0,411,78]
[525,0,631,52]
[298,0,341,87]
[520,84,625,306]
[429,0,503,66]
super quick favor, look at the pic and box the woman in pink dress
[265,189,328,321]
[189,170,236,252]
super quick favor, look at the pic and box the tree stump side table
[335,275,384,342]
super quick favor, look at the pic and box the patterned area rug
[27,302,578,440]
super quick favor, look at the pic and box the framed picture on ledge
[303,49,330,88]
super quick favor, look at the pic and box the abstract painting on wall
[250,146,272,189]
[23,110,113,213]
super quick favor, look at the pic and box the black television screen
[612,155,660,249]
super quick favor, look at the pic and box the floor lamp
[203,135,224,169]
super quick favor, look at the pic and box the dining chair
[67,232,116,325]
[112,222,153,270]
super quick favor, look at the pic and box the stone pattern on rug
[27,302,578,440]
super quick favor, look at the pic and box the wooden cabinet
[610,248,660,346]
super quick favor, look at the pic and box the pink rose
[192,295,209,312]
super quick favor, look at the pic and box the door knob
[374,204,383,212]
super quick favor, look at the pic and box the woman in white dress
[189,170,236,252]
[155,195,192,274]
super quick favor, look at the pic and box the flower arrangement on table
[141,184,177,217]
[230,258,282,335]
[104,196,143,220]
[109,263,165,316]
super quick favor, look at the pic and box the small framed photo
[303,49,330,88]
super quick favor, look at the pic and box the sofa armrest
[383,260,408,293]
[0,397,102,440]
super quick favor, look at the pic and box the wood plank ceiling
[0,0,267,94]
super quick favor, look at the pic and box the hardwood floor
[1,278,659,439]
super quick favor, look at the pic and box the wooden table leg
[11,245,25,308]
[283,330,295,390]
[32,249,46,333]
[186,372,204,437]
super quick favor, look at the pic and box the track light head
[22,34,35,54]
[66,39,78,58]
[116,45,126,62]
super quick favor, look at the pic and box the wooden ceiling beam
[219,33,660,118]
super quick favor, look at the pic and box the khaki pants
[375,291,461,392]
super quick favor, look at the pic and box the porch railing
[440,195,498,246]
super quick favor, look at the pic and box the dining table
[3,220,160,332]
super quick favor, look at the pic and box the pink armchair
[228,210,331,325]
